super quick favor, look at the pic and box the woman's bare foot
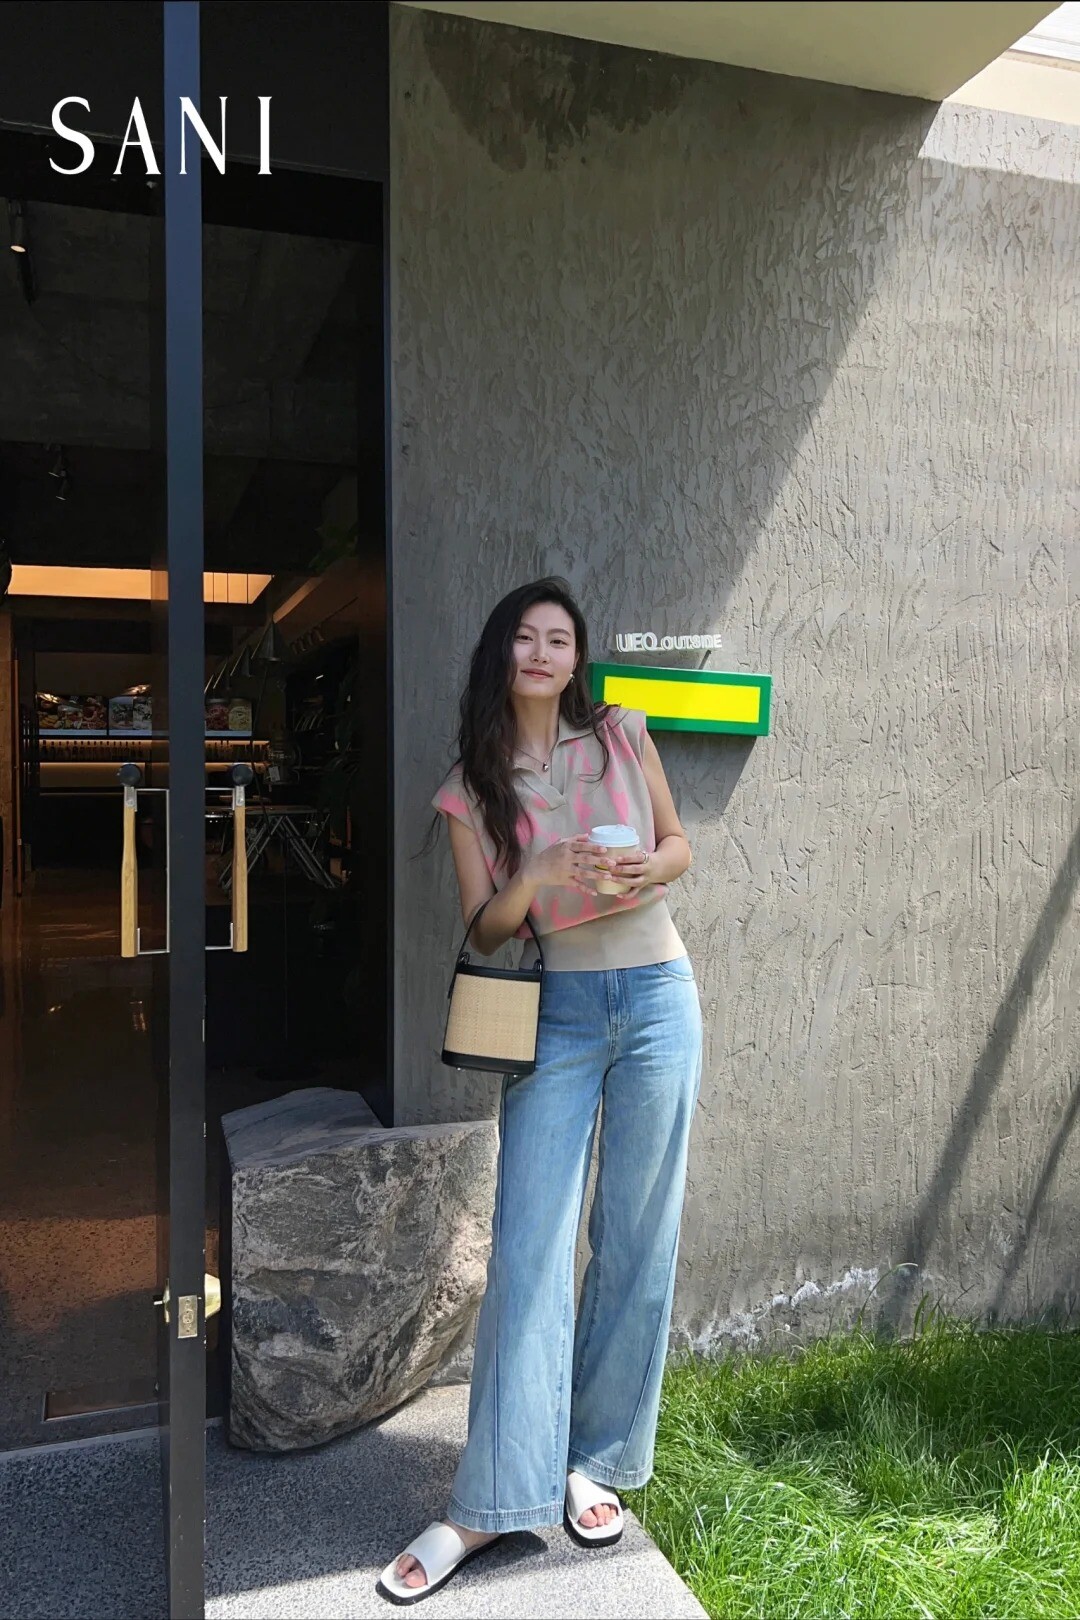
[394,1519,497,1590]
[576,1500,619,1530]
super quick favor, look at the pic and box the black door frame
[158,4,208,1614]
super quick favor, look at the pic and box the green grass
[623,1306,1080,1620]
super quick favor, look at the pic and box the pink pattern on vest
[431,707,668,944]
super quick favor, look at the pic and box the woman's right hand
[525,835,613,895]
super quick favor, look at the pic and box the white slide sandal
[563,1470,625,1548]
[376,1521,502,1605]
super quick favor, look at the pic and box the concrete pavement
[1,1384,707,1620]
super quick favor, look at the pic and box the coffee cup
[589,824,641,895]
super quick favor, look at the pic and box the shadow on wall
[408,11,944,659]
[682,731,755,810]
[878,817,1080,1338]
[399,5,1080,1352]
[396,9,942,1125]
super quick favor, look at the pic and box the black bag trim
[441,1048,538,1077]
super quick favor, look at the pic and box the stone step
[0,1386,707,1619]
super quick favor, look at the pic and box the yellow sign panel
[589,663,772,735]
[601,673,760,726]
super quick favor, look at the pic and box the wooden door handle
[230,764,253,953]
[232,798,248,952]
[118,764,142,958]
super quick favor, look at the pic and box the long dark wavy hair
[419,577,613,876]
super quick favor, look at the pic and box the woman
[379,577,702,1604]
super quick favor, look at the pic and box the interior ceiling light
[204,571,270,605]
[7,565,273,603]
[8,199,27,253]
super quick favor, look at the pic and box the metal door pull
[118,763,253,956]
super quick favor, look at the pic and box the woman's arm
[445,815,608,955]
[613,729,692,889]
[446,814,537,955]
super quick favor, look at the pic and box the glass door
[0,3,211,1613]
[1,3,389,1611]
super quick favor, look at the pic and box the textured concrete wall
[389,4,1080,1346]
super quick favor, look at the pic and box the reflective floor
[0,861,368,1452]
[0,872,158,1450]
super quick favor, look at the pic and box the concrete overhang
[400,1,1061,100]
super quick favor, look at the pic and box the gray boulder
[223,1087,497,1452]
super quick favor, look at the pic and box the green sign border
[589,662,772,736]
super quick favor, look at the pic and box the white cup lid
[590,823,639,846]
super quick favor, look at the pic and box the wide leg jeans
[447,956,703,1533]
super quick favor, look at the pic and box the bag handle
[457,895,544,969]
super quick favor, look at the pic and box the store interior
[0,135,388,1449]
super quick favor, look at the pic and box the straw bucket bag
[442,897,545,1076]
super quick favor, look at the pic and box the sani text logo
[48,96,273,175]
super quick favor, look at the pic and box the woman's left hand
[612,849,654,890]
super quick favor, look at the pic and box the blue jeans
[448,957,703,1532]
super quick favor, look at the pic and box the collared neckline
[511,710,595,773]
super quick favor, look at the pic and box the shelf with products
[35,691,256,742]
[38,737,269,759]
